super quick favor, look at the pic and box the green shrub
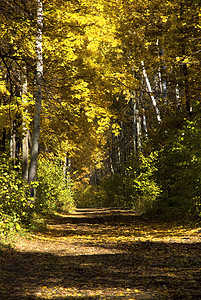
[0,155,33,237]
[123,152,161,212]
[0,155,32,225]
[0,213,20,237]
[100,174,128,207]
[36,155,75,214]
[75,174,129,208]
[76,152,161,211]
[153,119,201,220]
[75,184,107,208]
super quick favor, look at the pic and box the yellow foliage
[0,81,9,95]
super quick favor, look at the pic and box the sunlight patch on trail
[34,285,151,299]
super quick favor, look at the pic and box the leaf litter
[0,208,201,299]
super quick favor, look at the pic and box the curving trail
[0,208,201,299]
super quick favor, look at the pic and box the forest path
[0,208,201,299]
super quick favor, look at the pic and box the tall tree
[0,0,35,159]
[28,0,43,191]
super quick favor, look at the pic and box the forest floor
[0,208,201,299]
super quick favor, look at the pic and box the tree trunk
[141,61,161,123]
[66,156,71,189]
[63,152,71,188]
[183,62,191,115]
[156,40,163,96]
[22,67,29,181]
[136,108,142,152]
[10,122,16,160]
[142,108,148,138]
[29,0,43,193]
[175,83,181,109]
[180,1,191,116]
[1,128,6,152]
[132,97,138,152]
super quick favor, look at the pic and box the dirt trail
[0,208,201,299]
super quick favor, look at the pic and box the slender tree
[141,61,161,123]
[28,0,43,193]
[22,66,29,181]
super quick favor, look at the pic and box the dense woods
[1,0,201,234]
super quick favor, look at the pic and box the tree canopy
[1,0,201,229]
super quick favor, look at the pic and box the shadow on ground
[0,209,201,299]
[48,208,147,226]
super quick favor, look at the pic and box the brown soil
[0,208,201,299]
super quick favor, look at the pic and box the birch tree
[141,61,161,123]
[28,0,43,192]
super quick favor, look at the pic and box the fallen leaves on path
[0,208,201,299]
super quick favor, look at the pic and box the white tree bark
[141,61,161,123]
[142,108,148,138]
[136,109,142,152]
[175,83,181,109]
[29,0,43,187]
[10,122,16,159]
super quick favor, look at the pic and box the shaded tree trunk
[132,97,138,152]
[63,152,71,188]
[180,1,191,116]
[1,129,6,152]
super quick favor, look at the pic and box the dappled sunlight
[1,209,201,299]
[30,208,201,247]
[34,286,148,299]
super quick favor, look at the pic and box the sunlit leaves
[40,0,132,175]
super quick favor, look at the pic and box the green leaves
[36,155,75,214]
[0,155,33,236]
[153,118,201,219]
